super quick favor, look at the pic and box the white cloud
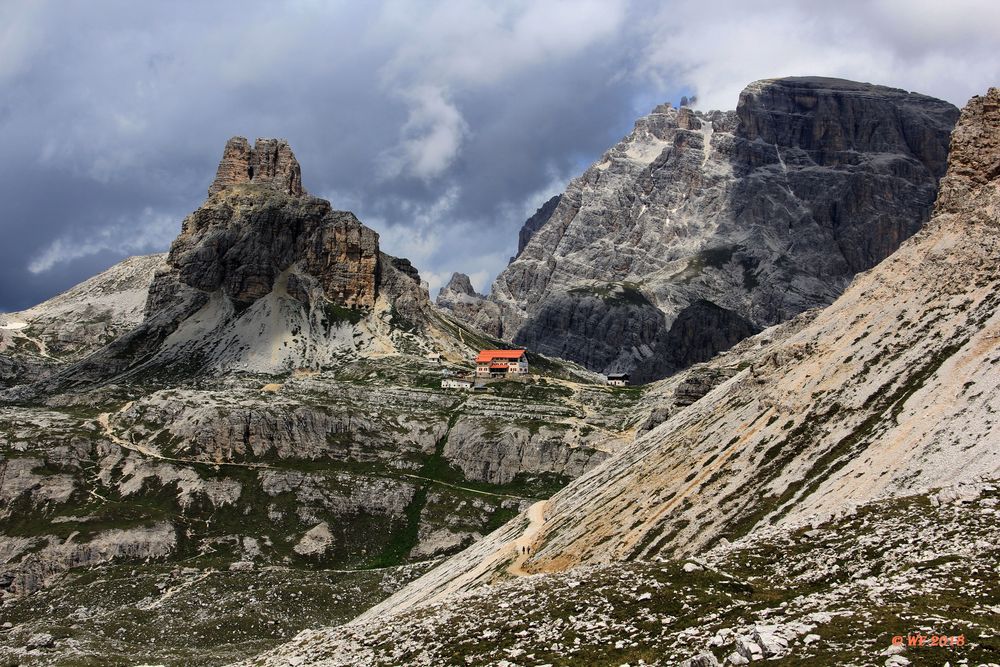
[637,0,1000,111]
[373,0,628,88]
[373,0,628,182]
[378,86,469,181]
[362,187,460,289]
[28,207,178,274]
[0,2,49,82]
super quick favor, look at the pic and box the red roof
[476,349,526,363]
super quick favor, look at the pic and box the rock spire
[208,136,305,197]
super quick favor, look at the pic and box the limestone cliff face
[934,89,1000,213]
[365,87,1000,616]
[474,77,959,381]
[208,136,304,197]
[153,187,378,310]
[514,194,561,261]
[434,272,504,336]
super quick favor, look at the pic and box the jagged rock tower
[153,137,378,313]
[208,136,305,196]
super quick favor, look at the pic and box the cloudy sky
[1,0,998,311]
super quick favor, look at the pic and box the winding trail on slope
[409,499,551,612]
[2,322,54,359]
[508,500,548,576]
[97,403,275,470]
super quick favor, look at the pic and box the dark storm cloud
[1,0,997,310]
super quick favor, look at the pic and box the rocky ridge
[445,77,959,382]
[0,253,166,385]
[237,485,1000,666]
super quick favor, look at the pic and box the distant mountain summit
[0,253,166,387]
[440,77,959,382]
[435,272,504,335]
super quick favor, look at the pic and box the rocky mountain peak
[208,136,305,197]
[440,272,478,297]
[458,76,959,383]
[435,271,504,335]
[935,87,1000,214]
[736,76,956,175]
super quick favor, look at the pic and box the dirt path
[143,570,214,610]
[96,403,277,471]
[412,498,550,611]
[507,499,548,576]
[3,323,54,359]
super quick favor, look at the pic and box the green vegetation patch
[568,281,652,307]
[322,301,364,326]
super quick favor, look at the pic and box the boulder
[293,522,335,557]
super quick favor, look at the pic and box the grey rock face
[512,290,759,383]
[379,253,433,328]
[435,272,504,337]
[480,77,959,382]
[2,522,176,597]
[117,389,445,463]
[158,186,379,309]
[260,470,417,520]
[514,194,561,261]
[445,416,606,485]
